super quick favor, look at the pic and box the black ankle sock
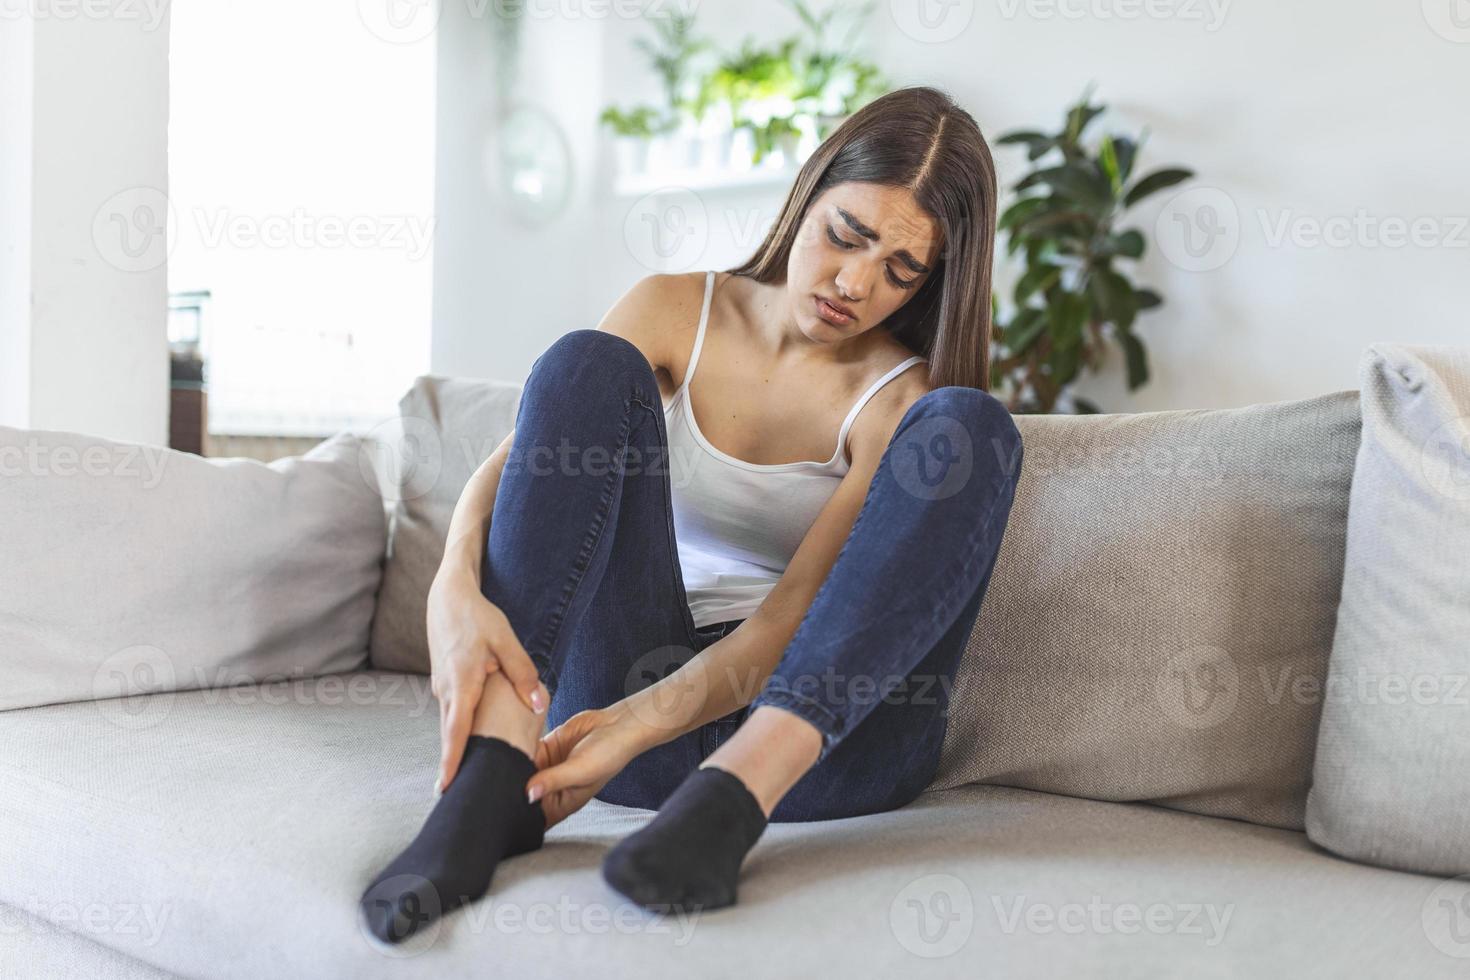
[359,735,545,944]
[601,765,768,912]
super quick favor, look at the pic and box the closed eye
[826,224,919,290]
[825,224,858,250]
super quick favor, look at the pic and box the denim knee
[525,329,659,405]
[896,386,1024,499]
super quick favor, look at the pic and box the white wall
[0,12,34,427]
[431,0,1470,412]
[0,6,171,444]
[168,0,436,436]
[430,3,605,383]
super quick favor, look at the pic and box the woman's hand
[427,569,549,794]
[528,704,654,828]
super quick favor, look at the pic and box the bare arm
[427,427,551,792]
[616,368,930,751]
[435,430,514,589]
[617,439,882,751]
[430,272,690,794]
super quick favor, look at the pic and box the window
[167,1,434,436]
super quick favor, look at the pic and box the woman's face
[786,181,943,345]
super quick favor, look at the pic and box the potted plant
[782,0,885,141]
[598,9,708,174]
[708,37,801,167]
[989,90,1194,414]
[598,2,892,179]
[598,104,667,176]
[634,8,710,169]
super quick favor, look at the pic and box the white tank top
[664,270,928,629]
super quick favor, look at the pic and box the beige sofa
[2,364,1466,978]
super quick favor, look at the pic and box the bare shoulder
[593,271,708,377]
[844,355,934,471]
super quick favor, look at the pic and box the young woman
[360,85,1023,943]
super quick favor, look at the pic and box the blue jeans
[479,329,1022,823]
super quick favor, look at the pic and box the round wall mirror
[488,103,573,226]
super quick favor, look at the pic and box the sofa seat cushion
[0,903,177,980]
[0,673,1462,979]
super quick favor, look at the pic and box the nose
[834,263,874,304]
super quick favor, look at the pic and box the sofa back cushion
[931,390,1362,830]
[367,376,522,674]
[1305,345,1470,874]
[0,428,386,711]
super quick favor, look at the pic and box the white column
[0,4,170,445]
[0,12,34,427]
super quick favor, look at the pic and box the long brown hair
[728,85,999,391]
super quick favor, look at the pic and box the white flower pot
[613,136,649,178]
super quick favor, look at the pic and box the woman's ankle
[700,706,822,817]
[470,670,546,758]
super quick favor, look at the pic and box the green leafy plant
[989,90,1194,414]
[632,8,710,126]
[598,3,890,164]
[598,104,668,139]
[706,37,800,162]
[783,0,883,112]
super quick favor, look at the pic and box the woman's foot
[600,764,768,912]
[359,671,549,944]
[599,706,822,912]
[359,735,546,944]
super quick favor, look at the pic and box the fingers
[533,736,551,771]
[436,674,484,795]
[540,792,579,830]
[525,755,593,806]
[483,610,549,716]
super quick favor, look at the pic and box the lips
[815,294,856,324]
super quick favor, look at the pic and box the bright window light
[167,1,435,437]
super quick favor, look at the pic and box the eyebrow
[835,206,932,275]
